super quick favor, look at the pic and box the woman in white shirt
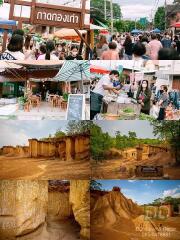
[0,34,25,60]
[37,40,59,60]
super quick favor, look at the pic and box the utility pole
[110,0,113,34]
[164,0,167,30]
[104,0,107,20]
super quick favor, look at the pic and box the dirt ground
[0,156,90,180]
[91,216,180,240]
[91,150,180,179]
[16,219,80,240]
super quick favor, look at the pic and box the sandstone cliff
[48,191,73,220]
[0,180,48,239]
[91,189,143,227]
[70,180,90,239]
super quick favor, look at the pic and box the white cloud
[163,187,180,198]
[0,124,28,147]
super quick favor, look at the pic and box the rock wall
[70,180,90,239]
[75,136,90,160]
[1,146,29,157]
[28,135,90,161]
[91,189,143,227]
[48,191,73,220]
[0,180,48,239]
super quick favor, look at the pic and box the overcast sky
[0,121,68,147]
[0,0,174,21]
[98,180,180,204]
[114,0,174,20]
[95,120,157,139]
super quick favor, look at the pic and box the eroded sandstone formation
[0,180,90,240]
[0,134,90,162]
[0,180,48,239]
[70,180,90,239]
[91,188,143,227]
[48,183,73,220]
[0,146,29,157]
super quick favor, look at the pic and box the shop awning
[94,19,108,29]
[90,24,107,30]
[171,22,180,28]
[90,65,110,74]
[53,60,90,82]
[0,20,16,33]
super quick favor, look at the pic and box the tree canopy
[151,120,180,164]
[154,7,165,30]
[91,0,122,21]
[90,180,102,191]
[91,122,163,160]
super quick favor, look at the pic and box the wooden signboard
[66,94,85,120]
[135,165,164,178]
[4,0,89,29]
[33,7,81,28]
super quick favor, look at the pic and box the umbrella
[131,29,142,34]
[54,28,87,41]
[90,65,110,74]
[53,60,90,93]
[151,28,161,33]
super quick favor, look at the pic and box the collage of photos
[0,0,180,240]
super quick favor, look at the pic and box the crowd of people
[92,32,180,60]
[90,71,180,120]
[0,29,84,60]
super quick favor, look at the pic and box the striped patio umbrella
[53,60,90,93]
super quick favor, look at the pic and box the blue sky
[95,120,157,139]
[97,180,180,205]
[0,121,68,147]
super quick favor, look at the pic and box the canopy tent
[151,28,161,33]
[131,29,142,34]
[90,24,107,30]
[54,60,90,82]
[53,60,90,93]
[90,65,110,74]
[54,28,87,41]
[0,20,16,34]
[171,22,180,28]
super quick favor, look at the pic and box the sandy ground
[0,156,90,180]
[91,216,180,240]
[91,150,180,179]
[16,219,80,240]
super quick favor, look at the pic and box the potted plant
[63,93,69,102]
[18,96,28,110]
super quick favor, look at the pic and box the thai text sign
[33,7,81,28]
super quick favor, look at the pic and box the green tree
[128,131,137,139]
[90,180,102,190]
[152,198,163,206]
[91,0,122,21]
[91,124,113,160]
[0,0,3,6]
[154,7,165,30]
[54,130,66,138]
[66,121,92,135]
[151,120,180,164]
